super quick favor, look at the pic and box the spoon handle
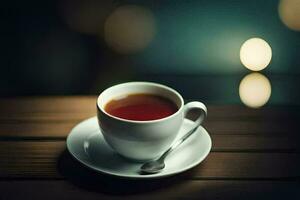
[158,124,200,161]
[158,102,207,161]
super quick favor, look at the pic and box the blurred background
[1,0,300,107]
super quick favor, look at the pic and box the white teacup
[97,82,207,161]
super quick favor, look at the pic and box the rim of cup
[97,82,184,124]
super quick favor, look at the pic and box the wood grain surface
[0,97,299,199]
[1,180,299,199]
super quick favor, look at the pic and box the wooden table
[0,97,299,199]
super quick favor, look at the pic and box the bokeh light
[61,0,114,35]
[240,38,272,71]
[104,5,156,54]
[239,73,271,108]
[279,0,300,31]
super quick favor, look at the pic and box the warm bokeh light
[61,0,114,35]
[240,38,272,71]
[104,5,156,54]
[239,73,271,108]
[279,0,300,31]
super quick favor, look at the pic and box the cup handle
[159,101,207,159]
[183,101,207,130]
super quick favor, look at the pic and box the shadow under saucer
[56,149,198,195]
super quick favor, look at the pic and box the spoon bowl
[140,124,199,174]
[140,160,165,174]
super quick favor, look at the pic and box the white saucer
[66,117,212,179]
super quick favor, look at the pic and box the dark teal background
[132,0,300,74]
[1,0,299,105]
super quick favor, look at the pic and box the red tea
[105,93,178,121]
